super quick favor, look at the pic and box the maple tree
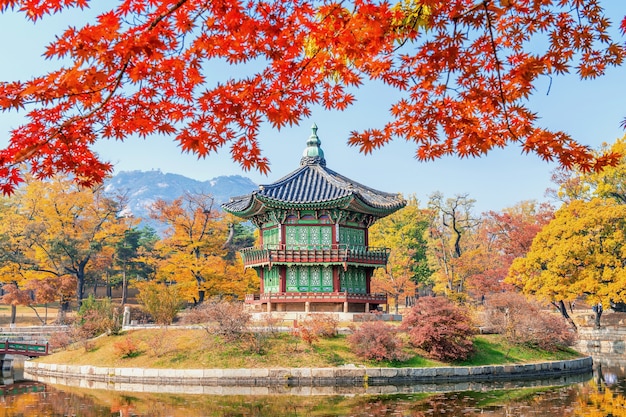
[507,198,626,327]
[479,291,576,350]
[0,0,624,194]
[402,295,475,361]
[551,135,626,204]
[473,200,554,294]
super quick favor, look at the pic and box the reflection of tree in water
[0,384,112,417]
[574,364,626,417]
[0,377,624,417]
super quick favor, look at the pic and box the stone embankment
[576,325,626,368]
[24,356,593,394]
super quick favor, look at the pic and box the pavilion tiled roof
[222,125,406,218]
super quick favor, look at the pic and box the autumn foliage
[0,0,624,193]
[347,321,408,362]
[479,292,576,351]
[183,299,251,342]
[402,296,475,362]
[294,313,339,345]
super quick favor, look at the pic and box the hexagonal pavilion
[222,125,406,314]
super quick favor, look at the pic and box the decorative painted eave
[222,125,406,219]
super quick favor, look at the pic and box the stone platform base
[249,311,402,323]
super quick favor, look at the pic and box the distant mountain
[104,170,257,226]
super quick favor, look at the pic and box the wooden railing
[245,292,387,304]
[0,340,49,357]
[240,244,390,268]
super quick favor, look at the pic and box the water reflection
[0,365,623,416]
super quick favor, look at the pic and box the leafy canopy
[507,198,626,307]
[0,0,624,194]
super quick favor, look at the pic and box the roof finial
[301,123,326,166]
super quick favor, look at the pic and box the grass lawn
[34,329,583,369]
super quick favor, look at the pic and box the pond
[0,361,623,416]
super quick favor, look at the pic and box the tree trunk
[394,293,399,315]
[593,303,603,328]
[121,262,128,305]
[555,300,578,331]
[106,271,112,298]
[222,222,235,249]
[10,305,16,325]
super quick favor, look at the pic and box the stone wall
[576,326,626,368]
[24,356,592,394]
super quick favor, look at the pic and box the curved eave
[346,194,406,218]
[221,193,265,219]
[223,192,405,220]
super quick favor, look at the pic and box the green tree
[115,227,158,305]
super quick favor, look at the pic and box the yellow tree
[507,198,626,327]
[369,196,431,313]
[0,193,48,323]
[150,193,257,304]
[13,175,129,308]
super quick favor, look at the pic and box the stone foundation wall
[24,356,592,392]
[575,326,626,367]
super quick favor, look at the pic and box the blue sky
[1,2,626,213]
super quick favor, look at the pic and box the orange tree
[0,0,623,193]
[426,192,481,298]
[473,200,554,295]
[150,192,257,304]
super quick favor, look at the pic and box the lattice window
[297,266,309,291]
[310,266,321,291]
[321,227,332,246]
[286,227,297,245]
[322,267,333,291]
[286,267,298,291]
[297,227,308,246]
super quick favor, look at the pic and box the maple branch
[13,0,190,169]
[148,0,190,30]
[482,1,519,142]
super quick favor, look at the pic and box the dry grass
[35,328,375,369]
[0,304,63,327]
[33,328,583,370]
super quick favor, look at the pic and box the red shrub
[347,321,408,362]
[480,292,577,351]
[183,299,251,342]
[113,336,141,358]
[402,296,475,362]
